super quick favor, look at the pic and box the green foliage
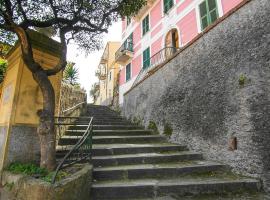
[7,163,48,177]
[41,171,69,183]
[119,0,147,17]
[63,62,79,86]
[7,163,69,183]
[0,42,12,57]
[0,58,7,83]
[132,116,142,126]
[90,83,100,103]
[163,123,173,136]
[148,121,159,134]
[239,74,246,86]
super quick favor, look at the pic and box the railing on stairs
[132,46,180,87]
[52,116,93,184]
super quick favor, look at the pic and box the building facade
[116,0,244,105]
[95,42,121,106]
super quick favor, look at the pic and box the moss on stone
[147,121,159,134]
[132,116,142,126]
[163,123,173,136]
[238,74,246,86]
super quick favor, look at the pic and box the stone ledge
[1,163,92,200]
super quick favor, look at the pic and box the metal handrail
[62,101,86,115]
[52,117,93,184]
[132,47,180,87]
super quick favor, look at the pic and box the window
[199,0,219,30]
[127,17,131,26]
[124,33,133,51]
[142,15,150,35]
[163,0,174,14]
[109,71,112,81]
[143,47,150,69]
[126,63,131,81]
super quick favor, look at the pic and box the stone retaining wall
[58,82,87,115]
[123,0,270,192]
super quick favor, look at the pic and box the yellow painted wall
[0,31,62,172]
[97,42,120,105]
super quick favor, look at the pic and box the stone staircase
[57,105,263,200]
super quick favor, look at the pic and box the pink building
[115,0,244,105]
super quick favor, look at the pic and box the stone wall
[123,0,270,192]
[58,82,87,115]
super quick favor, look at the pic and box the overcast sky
[66,21,122,103]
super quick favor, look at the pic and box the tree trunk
[33,70,56,171]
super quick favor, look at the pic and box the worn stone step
[92,143,188,156]
[56,143,188,157]
[92,151,203,167]
[66,129,154,137]
[93,125,144,130]
[93,161,227,181]
[58,135,166,145]
[92,135,166,145]
[92,177,260,199]
[98,192,267,200]
[71,121,132,125]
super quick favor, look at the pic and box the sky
[66,21,122,103]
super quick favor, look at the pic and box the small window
[142,15,150,36]
[127,17,131,26]
[164,0,174,14]
[126,63,131,81]
[199,0,218,30]
[143,47,150,69]
[109,71,112,81]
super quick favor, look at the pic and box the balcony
[115,42,134,65]
[95,70,106,81]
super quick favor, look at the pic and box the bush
[147,121,159,134]
[163,123,173,136]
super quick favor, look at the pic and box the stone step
[93,125,143,130]
[56,143,188,157]
[58,135,166,145]
[92,151,203,167]
[71,121,133,125]
[92,177,260,199]
[93,161,227,181]
[98,192,267,200]
[65,129,154,137]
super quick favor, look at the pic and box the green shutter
[142,15,149,35]
[164,0,174,14]
[143,47,150,69]
[126,64,131,81]
[199,0,218,30]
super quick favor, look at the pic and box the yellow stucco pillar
[0,31,62,173]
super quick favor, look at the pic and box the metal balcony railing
[115,41,134,63]
[132,47,179,87]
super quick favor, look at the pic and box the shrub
[147,121,159,134]
[163,123,173,136]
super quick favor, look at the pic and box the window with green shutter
[199,0,219,30]
[126,17,131,26]
[143,47,150,69]
[126,63,131,81]
[142,15,149,36]
[163,0,174,14]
